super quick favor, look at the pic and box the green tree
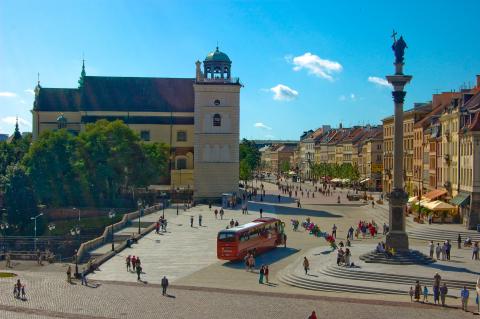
[0,142,14,176]
[23,129,85,207]
[1,164,38,232]
[239,139,260,172]
[76,120,152,206]
[240,159,253,184]
[137,142,170,186]
[280,160,291,174]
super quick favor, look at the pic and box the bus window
[218,232,236,242]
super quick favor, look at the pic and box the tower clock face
[214,99,220,106]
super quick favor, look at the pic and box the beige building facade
[32,47,241,201]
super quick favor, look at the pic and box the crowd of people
[409,273,476,312]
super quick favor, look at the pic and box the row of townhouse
[384,74,480,229]
[294,124,384,190]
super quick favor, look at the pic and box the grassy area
[43,215,124,236]
[0,272,17,278]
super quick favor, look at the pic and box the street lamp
[109,210,116,251]
[161,192,166,219]
[0,222,9,255]
[137,200,143,235]
[70,226,80,277]
[30,213,44,251]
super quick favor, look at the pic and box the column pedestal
[386,187,409,251]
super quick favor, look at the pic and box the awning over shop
[408,196,419,204]
[360,178,371,184]
[450,192,470,206]
[423,189,447,201]
[422,200,455,211]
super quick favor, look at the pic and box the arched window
[213,114,221,127]
[176,158,187,170]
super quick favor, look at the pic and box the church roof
[35,76,195,113]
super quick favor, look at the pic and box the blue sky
[1,0,479,140]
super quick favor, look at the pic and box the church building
[31,47,241,201]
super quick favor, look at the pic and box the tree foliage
[310,162,360,181]
[239,139,260,182]
[1,164,37,231]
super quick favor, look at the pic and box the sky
[1,0,480,140]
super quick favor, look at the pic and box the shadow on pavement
[222,247,300,269]
[426,262,480,275]
[247,202,341,218]
[248,194,296,204]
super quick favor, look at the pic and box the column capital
[392,91,407,104]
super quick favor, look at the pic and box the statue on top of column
[391,30,407,64]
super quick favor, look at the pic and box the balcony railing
[198,77,240,84]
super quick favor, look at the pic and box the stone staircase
[359,250,435,265]
[279,271,406,295]
[317,265,476,291]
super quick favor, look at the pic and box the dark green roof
[205,47,231,63]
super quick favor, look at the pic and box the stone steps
[279,272,405,295]
[407,229,480,242]
[359,250,435,265]
[319,265,475,290]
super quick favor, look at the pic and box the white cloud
[289,53,342,81]
[339,93,357,102]
[368,76,393,88]
[270,84,299,101]
[0,92,17,98]
[254,122,272,130]
[1,116,31,127]
[24,89,35,95]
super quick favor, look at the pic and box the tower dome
[205,47,231,63]
[203,46,232,79]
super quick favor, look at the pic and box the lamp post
[70,226,80,277]
[30,213,44,252]
[137,200,142,234]
[0,222,9,256]
[109,210,116,251]
[161,192,166,219]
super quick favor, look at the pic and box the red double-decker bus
[217,217,283,261]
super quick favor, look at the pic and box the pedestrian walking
[66,265,72,283]
[409,286,414,301]
[5,252,11,268]
[81,268,88,286]
[220,208,224,220]
[473,242,479,260]
[332,224,337,238]
[136,264,142,281]
[303,257,310,275]
[461,286,469,311]
[21,284,26,300]
[126,255,131,272]
[190,215,194,227]
[308,311,317,319]
[14,279,21,299]
[423,285,429,303]
[414,280,421,301]
[199,214,202,227]
[458,234,462,249]
[259,208,263,218]
[265,265,269,283]
[440,283,448,306]
[161,276,169,296]
[278,194,281,202]
[435,243,441,260]
[428,241,434,258]
[259,266,265,284]
[214,209,218,219]
[209,202,212,210]
[283,233,287,248]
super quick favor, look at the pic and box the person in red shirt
[308,311,317,319]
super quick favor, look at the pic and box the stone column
[385,63,412,251]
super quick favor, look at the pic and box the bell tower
[193,47,241,201]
